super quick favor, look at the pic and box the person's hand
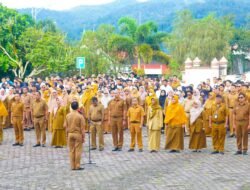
[248,125,250,130]
[182,125,185,128]
[82,137,85,143]
[224,124,228,128]
[233,124,236,129]
[122,120,126,126]
[165,124,168,128]
[209,124,212,128]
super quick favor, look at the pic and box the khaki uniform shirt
[210,103,228,123]
[227,92,238,108]
[65,111,85,134]
[109,98,127,117]
[21,94,32,110]
[127,105,145,123]
[11,101,24,117]
[89,103,104,121]
[32,99,48,118]
[233,102,250,122]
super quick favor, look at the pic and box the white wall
[182,68,219,87]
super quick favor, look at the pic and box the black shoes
[138,149,143,152]
[243,151,248,155]
[169,150,180,153]
[19,143,23,146]
[99,148,104,151]
[211,151,219,154]
[73,167,84,171]
[90,147,97,150]
[41,144,46,147]
[234,151,242,155]
[150,150,157,153]
[33,144,41,147]
[112,147,119,151]
[219,152,224,155]
[12,143,19,146]
[128,149,134,152]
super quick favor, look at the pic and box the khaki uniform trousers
[212,123,226,152]
[90,121,104,149]
[228,108,235,135]
[185,113,190,135]
[235,120,249,151]
[68,133,83,170]
[111,117,123,148]
[23,109,32,129]
[129,123,143,149]
[12,117,24,144]
[34,116,46,145]
[0,116,4,143]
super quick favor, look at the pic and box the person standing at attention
[127,98,145,152]
[64,101,85,170]
[147,97,163,153]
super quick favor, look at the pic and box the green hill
[18,0,250,40]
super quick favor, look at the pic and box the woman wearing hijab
[0,89,9,129]
[147,97,163,153]
[0,97,8,144]
[48,90,58,132]
[101,90,112,134]
[165,95,187,153]
[189,100,207,152]
[159,90,167,109]
[51,98,67,148]
[203,92,216,136]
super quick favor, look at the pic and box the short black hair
[92,97,98,102]
[216,94,222,99]
[71,101,79,110]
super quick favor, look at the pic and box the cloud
[0,0,115,10]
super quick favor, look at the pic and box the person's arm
[101,106,104,123]
[44,102,48,121]
[140,108,144,128]
[81,117,85,143]
[233,108,236,130]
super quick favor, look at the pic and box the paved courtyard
[0,128,250,190]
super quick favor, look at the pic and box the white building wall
[182,68,219,87]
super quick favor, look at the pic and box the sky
[0,0,122,10]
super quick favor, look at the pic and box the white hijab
[190,100,203,125]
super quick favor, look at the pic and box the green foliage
[138,44,153,64]
[166,10,234,65]
[153,51,171,64]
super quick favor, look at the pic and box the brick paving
[0,128,250,190]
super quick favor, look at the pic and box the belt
[112,116,123,118]
[212,121,225,125]
[185,112,190,114]
[229,107,234,109]
[236,120,248,122]
[130,121,140,123]
[91,119,102,122]
[34,115,45,118]
[12,116,22,117]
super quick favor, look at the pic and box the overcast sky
[0,0,121,10]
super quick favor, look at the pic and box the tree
[166,10,234,65]
[138,44,153,64]
[0,5,34,78]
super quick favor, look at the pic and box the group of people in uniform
[0,74,249,170]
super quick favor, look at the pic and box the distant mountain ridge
[18,0,250,40]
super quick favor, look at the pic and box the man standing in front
[227,84,238,137]
[108,90,127,151]
[11,94,24,146]
[21,87,32,131]
[89,97,104,151]
[64,101,85,170]
[233,92,250,155]
[209,95,228,155]
[127,98,145,152]
[31,92,48,147]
